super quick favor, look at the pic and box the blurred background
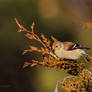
[0,0,92,92]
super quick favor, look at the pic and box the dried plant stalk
[15,18,92,92]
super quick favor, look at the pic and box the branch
[14,18,47,48]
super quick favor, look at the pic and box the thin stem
[14,18,47,48]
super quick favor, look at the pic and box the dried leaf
[30,22,35,31]
[88,55,92,64]
[22,46,41,55]
[30,63,37,67]
[22,50,29,55]
[47,40,50,46]
[29,46,38,50]
[51,36,58,42]
[17,29,22,32]
[25,33,33,39]
[23,62,31,68]
[41,34,47,43]
[41,34,51,47]
[82,22,92,30]
[41,34,46,40]
[29,46,42,53]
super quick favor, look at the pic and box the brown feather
[63,42,90,50]
[63,42,74,50]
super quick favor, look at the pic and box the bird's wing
[63,42,90,50]
[63,42,74,50]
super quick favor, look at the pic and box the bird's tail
[80,46,90,50]
[82,53,90,62]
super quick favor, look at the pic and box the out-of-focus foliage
[59,69,92,92]
[1,0,92,92]
[82,22,92,30]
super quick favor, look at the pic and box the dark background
[0,0,92,92]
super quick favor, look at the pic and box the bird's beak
[52,48,55,52]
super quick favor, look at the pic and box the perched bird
[52,40,90,62]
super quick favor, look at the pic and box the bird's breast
[55,49,85,60]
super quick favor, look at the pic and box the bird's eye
[56,45,58,48]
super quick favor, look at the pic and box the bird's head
[52,41,63,53]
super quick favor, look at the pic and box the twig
[14,18,47,48]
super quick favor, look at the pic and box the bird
[52,39,90,62]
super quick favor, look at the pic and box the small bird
[52,39,90,62]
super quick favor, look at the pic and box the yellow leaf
[23,62,31,68]
[82,22,92,30]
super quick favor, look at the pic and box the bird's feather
[63,42,90,50]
